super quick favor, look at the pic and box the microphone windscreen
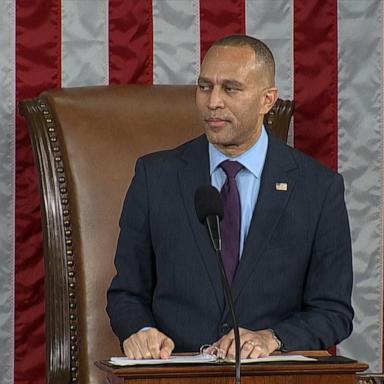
[194,185,224,223]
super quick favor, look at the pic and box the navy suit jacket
[107,131,353,352]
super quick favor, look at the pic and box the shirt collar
[208,126,268,178]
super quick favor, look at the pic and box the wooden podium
[95,353,368,384]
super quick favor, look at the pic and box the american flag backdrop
[0,1,382,383]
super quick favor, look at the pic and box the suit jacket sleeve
[272,172,354,350]
[106,158,157,345]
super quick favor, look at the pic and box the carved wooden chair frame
[19,86,294,384]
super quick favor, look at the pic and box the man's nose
[208,88,224,109]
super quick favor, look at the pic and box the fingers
[244,340,269,359]
[123,336,142,359]
[240,339,258,359]
[212,329,235,359]
[123,327,175,359]
[159,337,175,359]
[213,328,278,360]
[212,329,241,359]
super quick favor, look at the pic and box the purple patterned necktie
[219,160,243,284]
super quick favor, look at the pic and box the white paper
[235,355,316,364]
[109,354,316,366]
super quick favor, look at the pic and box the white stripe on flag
[61,0,109,87]
[245,0,293,99]
[0,1,15,383]
[337,0,383,372]
[153,0,200,85]
[245,0,294,145]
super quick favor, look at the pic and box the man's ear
[260,87,278,115]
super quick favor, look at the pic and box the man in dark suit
[107,35,353,360]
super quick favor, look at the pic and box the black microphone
[194,185,241,384]
[194,185,223,251]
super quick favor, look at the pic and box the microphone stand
[207,216,241,384]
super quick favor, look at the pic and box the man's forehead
[197,76,244,87]
[199,46,260,82]
[203,45,255,63]
[200,45,259,73]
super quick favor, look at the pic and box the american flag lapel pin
[275,182,288,191]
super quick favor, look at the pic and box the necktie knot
[220,160,243,179]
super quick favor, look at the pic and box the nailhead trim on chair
[38,98,79,383]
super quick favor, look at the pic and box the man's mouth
[205,117,229,128]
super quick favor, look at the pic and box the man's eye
[198,84,211,91]
[225,87,238,93]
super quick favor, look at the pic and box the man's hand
[123,327,175,359]
[208,328,279,360]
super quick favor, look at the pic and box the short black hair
[211,35,275,85]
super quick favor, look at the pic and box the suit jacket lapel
[178,135,226,312]
[231,134,299,304]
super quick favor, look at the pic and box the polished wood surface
[95,353,368,384]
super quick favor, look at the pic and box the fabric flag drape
[0,1,382,383]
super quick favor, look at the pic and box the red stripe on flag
[200,0,246,61]
[109,0,153,84]
[293,0,338,170]
[15,1,62,383]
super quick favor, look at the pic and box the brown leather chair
[19,85,293,384]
